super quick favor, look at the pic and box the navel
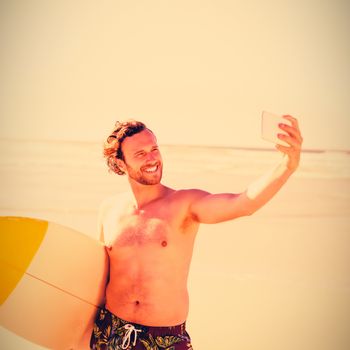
[161,240,167,247]
[135,300,140,306]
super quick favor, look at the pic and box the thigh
[90,308,115,349]
[138,331,193,350]
[90,308,128,349]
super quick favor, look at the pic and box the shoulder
[170,188,211,207]
[175,188,210,198]
[98,192,131,217]
[97,196,114,217]
[169,189,213,224]
[97,192,131,243]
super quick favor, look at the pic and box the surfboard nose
[0,216,48,305]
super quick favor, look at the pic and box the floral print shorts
[90,306,193,350]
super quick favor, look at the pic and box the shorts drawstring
[90,307,191,350]
[121,323,142,349]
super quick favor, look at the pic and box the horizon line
[0,137,349,154]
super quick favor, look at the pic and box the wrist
[281,154,299,173]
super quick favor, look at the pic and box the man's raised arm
[189,115,303,224]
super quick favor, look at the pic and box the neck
[128,179,167,209]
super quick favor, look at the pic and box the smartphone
[261,111,290,147]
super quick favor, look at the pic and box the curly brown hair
[103,119,147,175]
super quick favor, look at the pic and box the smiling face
[119,129,163,185]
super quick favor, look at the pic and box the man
[90,116,303,350]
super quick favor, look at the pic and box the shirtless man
[90,117,303,350]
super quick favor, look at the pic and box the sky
[1,0,349,150]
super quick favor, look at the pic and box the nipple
[161,240,167,247]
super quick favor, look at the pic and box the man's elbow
[242,203,259,217]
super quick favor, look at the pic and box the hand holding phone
[261,111,291,147]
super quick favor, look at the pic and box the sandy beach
[1,139,349,349]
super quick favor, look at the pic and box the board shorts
[90,306,193,350]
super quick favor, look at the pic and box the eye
[135,151,146,158]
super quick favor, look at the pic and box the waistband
[104,306,187,336]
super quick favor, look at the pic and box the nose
[145,151,157,162]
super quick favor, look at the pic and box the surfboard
[0,216,109,349]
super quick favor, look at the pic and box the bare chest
[103,210,170,248]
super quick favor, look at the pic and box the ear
[116,158,126,173]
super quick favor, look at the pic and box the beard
[125,162,162,185]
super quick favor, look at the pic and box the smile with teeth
[143,165,158,173]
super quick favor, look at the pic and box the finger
[278,133,301,149]
[279,124,303,143]
[282,115,300,131]
[275,144,293,154]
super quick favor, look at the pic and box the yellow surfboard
[0,216,109,349]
